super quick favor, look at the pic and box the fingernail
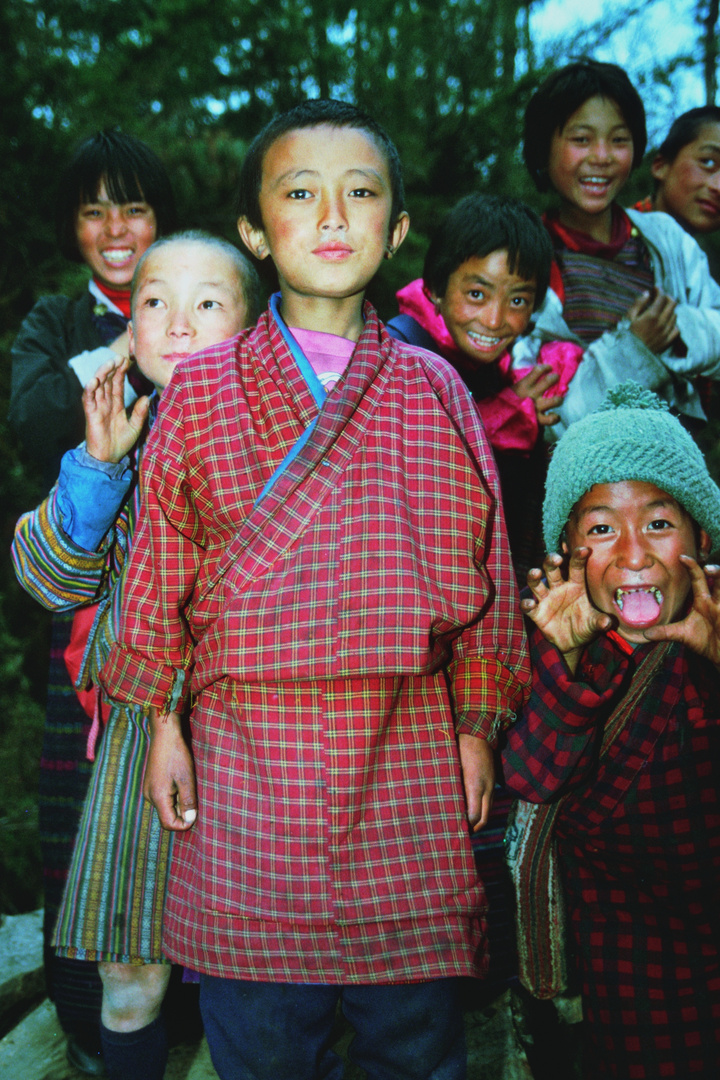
[184,809,197,824]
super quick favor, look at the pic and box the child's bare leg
[99,961,170,1031]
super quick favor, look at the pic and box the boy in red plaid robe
[503,382,720,1078]
[100,100,530,1079]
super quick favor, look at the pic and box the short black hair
[523,60,647,193]
[131,230,264,324]
[235,99,406,232]
[56,129,177,261]
[655,105,720,164]
[422,194,552,309]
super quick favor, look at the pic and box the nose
[616,528,652,571]
[167,309,194,338]
[482,298,505,331]
[707,170,720,195]
[589,139,612,163]
[104,207,127,236]
[319,192,348,231]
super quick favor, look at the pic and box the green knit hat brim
[543,383,720,553]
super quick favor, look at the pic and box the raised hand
[644,556,720,666]
[522,548,613,672]
[83,355,150,463]
[512,364,564,427]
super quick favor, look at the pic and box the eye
[287,189,312,200]
[570,135,589,145]
[81,207,102,219]
[126,204,150,216]
[587,522,613,535]
[647,517,673,531]
[143,297,164,309]
[200,299,220,310]
[510,296,530,309]
[349,187,376,198]
[467,289,486,301]
[699,156,720,170]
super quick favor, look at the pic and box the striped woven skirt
[53,703,173,964]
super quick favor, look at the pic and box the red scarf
[93,278,131,318]
[543,205,634,305]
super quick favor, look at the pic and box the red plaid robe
[503,627,720,1078]
[101,303,529,983]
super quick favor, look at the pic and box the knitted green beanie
[543,382,720,553]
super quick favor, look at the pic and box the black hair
[523,60,647,193]
[56,129,177,261]
[131,230,264,324]
[422,194,552,309]
[235,99,406,232]
[655,105,720,164]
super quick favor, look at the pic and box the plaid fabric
[101,303,530,982]
[503,628,720,1077]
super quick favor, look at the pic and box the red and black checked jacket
[100,304,529,983]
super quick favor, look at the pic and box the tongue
[620,590,661,626]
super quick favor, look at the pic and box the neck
[557,201,614,244]
[280,292,366,342]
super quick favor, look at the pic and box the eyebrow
[271,167,386,188]
[460,273,536,292]
[576,497,678,520]
[697,142,720,155]
[138,278,233,289]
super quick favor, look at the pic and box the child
[389,193,580,445]
[12,231,261,1080]
[8,129,177,1075]
[503,382,720,1078]
[389,193,582,579]
[643,105,720,237]
[515,60,720,442]
[99,99,530,1080]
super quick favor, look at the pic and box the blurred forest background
[2,0,719,914]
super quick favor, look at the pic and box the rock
[0,910,45,1023]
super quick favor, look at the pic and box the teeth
[468,332,502,348]
[614,587,663,611]
[102,249,133,263]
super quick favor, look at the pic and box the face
[128,243,249,391]
[238,125,409,323]
[565,480,710,644]
[75,178,157,289]
[547,96,634,238]
[432,250,536,370]
[652,123,720,235]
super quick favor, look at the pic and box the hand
[512,364,564,426]
[109,328,131,357]
[644,557,720,665]
[627,289,679,353]
[84,355,150,463]
[522,548,612,673]
[144,709,198,831]
[458,734,495,832]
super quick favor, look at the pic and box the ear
[385,211,410,260]
[127,321,135,357]
[699,528,712,563]
[237,216,270,261]
[651,154,669,184]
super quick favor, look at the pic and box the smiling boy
[503,382,720,1078]
[99,101,529,1080]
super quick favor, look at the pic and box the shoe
[66,1034,105,1076]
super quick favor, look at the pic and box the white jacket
[512,209,720,441]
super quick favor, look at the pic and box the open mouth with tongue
[614,587,663,627]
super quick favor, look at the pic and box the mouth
[101,248,135,265]
[614,586,663,626]
[696,198,720,217]
[466,330,506,355]
[578,176,614,195]
[312,242,353,259]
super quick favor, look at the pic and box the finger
[536,393,563,414]
[537,410,560,427]
[566,546,590,583]
[127,396,151,437]
[627,291,650,319]
[543,551,566,586]
[472,785,495,833]
[526,565,549,600]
